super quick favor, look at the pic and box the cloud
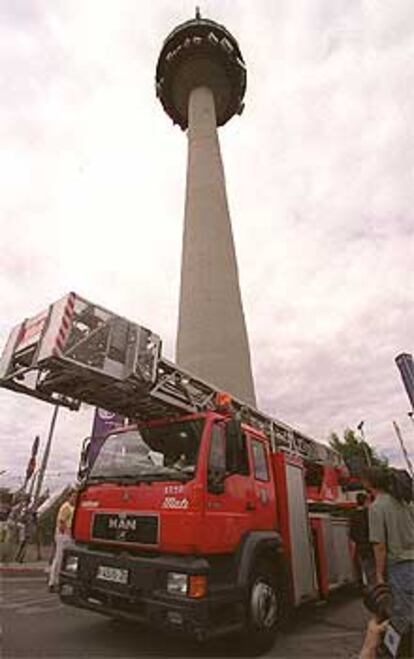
[1,0,413,489]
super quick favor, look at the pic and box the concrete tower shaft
[156,14,256,406]
[177,85,256,405]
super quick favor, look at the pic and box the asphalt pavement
[1,573,369,658]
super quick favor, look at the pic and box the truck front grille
[92,513,158,545]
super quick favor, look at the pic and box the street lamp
[33,405,60,507]
[357,420,372,467]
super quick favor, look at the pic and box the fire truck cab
[58,409,354,652]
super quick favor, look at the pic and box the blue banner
[396,353,414,410]
[88,408,125,466]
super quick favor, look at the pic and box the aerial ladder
[0,292,341,469]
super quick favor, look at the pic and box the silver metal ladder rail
[0,293,340,466]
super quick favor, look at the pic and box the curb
[0,564,49,577]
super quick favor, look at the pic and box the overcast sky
[1,0,413,490]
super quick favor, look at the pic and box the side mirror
[77,437,91,482]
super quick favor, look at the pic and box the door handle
[246,501,256,511]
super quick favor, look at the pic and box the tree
[0,486,13,521]
[329,428,388,477]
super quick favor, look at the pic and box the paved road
[1,575,369,658]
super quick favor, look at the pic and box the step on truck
[0,293,357,653]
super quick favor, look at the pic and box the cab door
[247,432,277,530]
[202,420,255,553]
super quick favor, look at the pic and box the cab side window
[208,425,226,472]
[210,423,250,476]
[251,439,269,481]
[236,433,250,475]
[225,430,250,476]
[207,425,227,494]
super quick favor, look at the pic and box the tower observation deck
[156,11,256,406]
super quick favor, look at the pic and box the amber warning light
[188,575,207,599]
[215,392,232,411]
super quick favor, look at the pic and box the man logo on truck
[108,517,137,531]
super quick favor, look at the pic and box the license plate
[96,565,129,584]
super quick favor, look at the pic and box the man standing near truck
[363,468,414,635]
[350,492,375,586]
[48,489,76,592]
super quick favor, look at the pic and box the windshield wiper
[87,472,192,485]
[111,473,192,483]
[86,475,144,485]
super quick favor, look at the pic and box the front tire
[243,560,285,655]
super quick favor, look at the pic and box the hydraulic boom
[0,292,340,466]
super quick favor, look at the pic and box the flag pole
[33,405,59,508]
[392,420,414,478]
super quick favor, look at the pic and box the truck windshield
[88,419,204,482]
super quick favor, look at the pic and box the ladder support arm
[0,292,341,467]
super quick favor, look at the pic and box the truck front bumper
[59,544,244,640]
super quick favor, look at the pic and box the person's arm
[57,504,69,534]
[359,618,388,659]
[368,504,387,584]
[373,542,387,584]
[58,518,67,534]
[349,512,358,544]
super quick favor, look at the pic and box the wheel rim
[250,578,278,630]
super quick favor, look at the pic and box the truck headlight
[64,555,79,573]
[167,572,188,595]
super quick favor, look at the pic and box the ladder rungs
[0,292,342,467]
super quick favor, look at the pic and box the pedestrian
[3,503,20,563]
[362,467,414,636]
[15,508,31,563]
[48,489,77,592]
[350,492,376,586]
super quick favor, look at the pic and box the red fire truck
[0,293,357,652]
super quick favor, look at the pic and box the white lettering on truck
[162,497,189,510]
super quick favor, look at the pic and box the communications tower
[156,10,256,406]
